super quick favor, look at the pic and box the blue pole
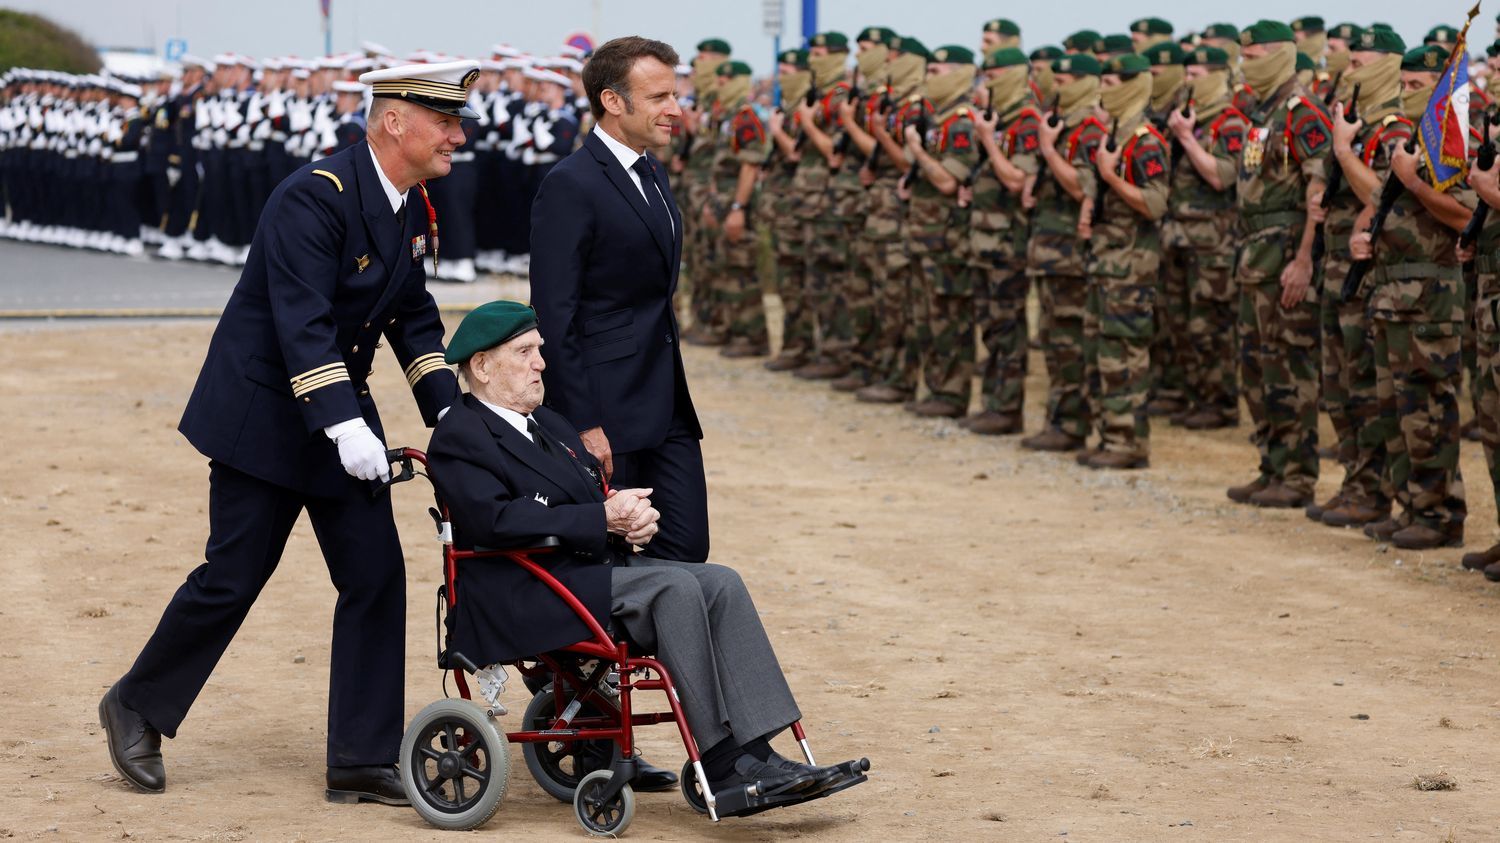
[801,0,816,43]
[772,33,781,104]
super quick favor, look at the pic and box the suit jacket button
[665,333,673,343]
[363,322,371,329]
[352,344,359,353]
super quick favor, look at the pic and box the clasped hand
[605,487,660,546]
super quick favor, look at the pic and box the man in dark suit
[98,61,482,805]
[427,302,868,816]
[530,36,710,564]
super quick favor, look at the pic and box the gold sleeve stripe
[289,361,345,385]
[311,169,343,192]
[402,352,446,379]
[291,371,352,397]
[406,356,452,388]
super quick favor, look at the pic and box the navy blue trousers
[610,413,710,564]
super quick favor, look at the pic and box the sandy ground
[4,314,1500,842]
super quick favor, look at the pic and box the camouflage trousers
[1185,250,1239,419]
[684,183,720,333]
[1035,274,1091,439]
[1238,280,1321,495]
[710,218,767,347]
[1319,250,1385,507]
[1370,317,1467,534]
[912,231,974,411]
[853,236,911,386]
[1474,272,1500,527]
[805,219,855,362]
[972,248,1029,417]
[1466,268,1482,425]
[1085,272,1156,456]
[773,222,814,358]
[1153,235,1193,406]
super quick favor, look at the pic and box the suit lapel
[355,143,414,322]
[469,396,593,503]
[585,131,673,263]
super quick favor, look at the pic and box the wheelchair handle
[367,447,421,498]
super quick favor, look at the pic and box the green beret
[1131,17,1173,36]
[1329,23,1362,42]
[1054,53,1103,76]
[1186,46,1230,67]
[1030,45,1064,61]
[1145,43,1185,66]
[696,38,731,55]
[931,45,975,65]
[1201,23,1239,41]
[1426,25,1459,45]
[892,35,932,61]
[858,26,897,46]
[1095,34,1134,55]
[1290,16,1324,34]
[810,31,849,50]
[1240,20,1296,46]
[983,47,1029,70]
[984,18,1021,37]
[445,301,539,365]
[1108,54,1151,76]
[1353,27,1405,55]
[1295,52,1315,73]
[1370,23,1394,33]
[1403,44,1450,72]
[1064,30,1102,51]
[717,60,753,77]
[1490,40,1500,59]
[777,48,808,68]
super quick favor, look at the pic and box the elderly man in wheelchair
[422,301,869,828]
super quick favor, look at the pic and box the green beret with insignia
[1131,17,1173,36]
[1354,27,1405,55]
[717,60,753,77]
[1146,43,1186,66]
[1030,45,1064,61]
[1186,46,1230,67]
[984,18,1021,37]
[1426,25,1459,45]
[931,45,976,65]
[1201,23,1239,40]
[1370,23,1395,33]
[892,35,932,61]
[1053,53,1103,76]
[1403,45,1450,72]
[1095,34,1134,55]
[696,38,731,55]
[859,26,897,46]
[810,31,850,51]
[445,301,539,364]
[778,48,808,68]
[1064,30,1103,51]
[1108,54,1151,76]
[1329,23,1362,42]
[1240,20,1296,46]
[1295,52,1314,73]
[983,47,1029,70]
[1290,16,1324,34]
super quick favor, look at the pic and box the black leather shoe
[98,683,164,793]
[326,764,410,806]
[631,753,679,792]
[767,751,850,793]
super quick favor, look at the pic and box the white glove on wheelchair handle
[325,418,390,482]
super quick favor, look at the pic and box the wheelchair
[380,448,868,836]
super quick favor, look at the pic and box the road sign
[762,0,783,37]
[164,38,187,62]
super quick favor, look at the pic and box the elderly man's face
[470,329,546,412]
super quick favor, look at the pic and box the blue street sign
[165,38,187,62]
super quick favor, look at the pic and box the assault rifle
[1460,110,1496,251]
[1341,137,1414,303]
[833,68,862,165]
[1091,116,1119,225]
[962,99,999,188]
[1310,82,1359,268]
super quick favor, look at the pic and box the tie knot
[632,156,653,178]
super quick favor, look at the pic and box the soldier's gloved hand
[325,419,391,482]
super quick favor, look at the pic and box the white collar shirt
[592,124,673,234]
[476,398,536,443]
[365,142,406,214]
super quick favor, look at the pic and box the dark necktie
[525,417,553,456]
[395,200,406,233]
[630,155,673,242]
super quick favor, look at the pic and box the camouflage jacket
[907,95,979,238]
[1026,110,1108,276]
[1170,103,1245,219]
[969,96,1041,236]
[1325,110,1410,253]
[791,78,851,220]
[709,100,766,198]
[1087,112,1172,267]
[1369,159,1474,323]
[1236,79,1331,222]
[860,88,918,240]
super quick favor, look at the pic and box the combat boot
[1321,501,1390,528]
[1305,492,1343,522]
[960,411,1021,436]
[1084,450,1149,470]
[1147,397,1187,417]
[1249,481,1310,509]
[1182,409,1235,430]
[1226,476,1270,504]
[765,351,808,372]
[1021,428,1086,452]
[1363,517,1403,542]
[829,372,868,392]
[908,399,963,418]
[720,339,768,359]
[1461,542,1500,571]
[793,360,848,380]
[1391,523,1463,550]
[855,384,908,404]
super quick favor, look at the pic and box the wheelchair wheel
[680,760,709,815]
[573,769,635,837]
[399,698,509,830]
[521,685,615,802]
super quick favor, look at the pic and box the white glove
[325,419,390,482]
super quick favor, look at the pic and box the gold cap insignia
[1240,31,1253,47]
[462,69,480,89]
[935,48,948,61]
[1425,51,1440,68]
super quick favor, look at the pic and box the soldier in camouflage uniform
[1131,17,1175,52]
[788,31,855,380]
[1225,21,1330,509]
[1348,83,1473,550]
[1306,29,1409,528]
[1144,41,1193,419]
[899,45,982,418]
[681,38,731,346]
[1023,53,1107,452]
[1074,54,1171,469]
[981,17,1022,55]
[702,61,769,357]
[764,50,816,371]
[961,47,1041,435]
[849,36,931,403]
[1165,46,1247,431]
[1459,117,1500,575]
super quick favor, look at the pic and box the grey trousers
[610,556,801,751]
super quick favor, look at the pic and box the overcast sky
[4,0,1491,75]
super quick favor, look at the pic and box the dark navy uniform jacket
[529,130,701,453]
[179,141,458,497]
[427,394,616,665]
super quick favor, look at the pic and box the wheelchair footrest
[711,780,815,819]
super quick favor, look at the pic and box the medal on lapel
[1244,127,1269,171]
[410,235,427,262]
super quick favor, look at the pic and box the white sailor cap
[491,44,522,59]
[525,67,571,87]
[498,58,531,72]
[212,53,236,67]
[179,54,212,70]
[358,60,482,118]
[481,58,506,72]
[362,41,394,57]
[291,67,311,80]
[316,56,346,70]
[332,79,367,94]
[559,44,587,59]
[345,57,378,74]
[675,63,692,76]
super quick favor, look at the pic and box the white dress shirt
[477,398,537,443]
[592,124,673,234]
[366,143,405,214]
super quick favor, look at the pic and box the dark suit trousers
[117,461,407,767]
[610,412,709,563]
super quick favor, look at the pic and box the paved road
[0,240,524,316]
